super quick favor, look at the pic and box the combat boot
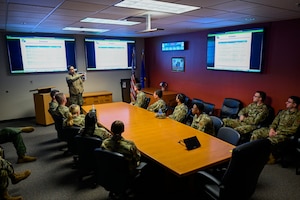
[10,170,31,184]
[0,189,23,200]
[17,155,37,164]
[20,127,34,133]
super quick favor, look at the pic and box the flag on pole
[130,48,137,102]
[140,50,146,88]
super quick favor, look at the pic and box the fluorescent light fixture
[114,0,200,14]
[63,27,109,33]
[81,17,140,25]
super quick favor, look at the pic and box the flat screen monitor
[162,41,185,51]
[6,35,76,74]
[206,27,264,73]
[85,38,135,71]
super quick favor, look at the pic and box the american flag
[130,48,136,102]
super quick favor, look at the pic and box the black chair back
[197,139,271,200]
[51,113,65,141]
[217,127,240,146]
[141,97,150,109]
[221,139,271,199]
[62,126,81,154]
[220,98,242,119]
[74,135,102,173]
[94,148,132,194]
[203,102,215,115]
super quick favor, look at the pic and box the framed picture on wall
[171,57,185,72]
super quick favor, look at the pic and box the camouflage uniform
[0,156,14,191]
[48,100,58,116]
[66,73,84,106]
[0,128,27,158]
[63,114,85,127]
[55,105,70,119]
[191,113,215,136]
[133,91,146,107]
[223,103,268,134]
[93,127,112,140]
[147,99,167,113]
[168,103,188,123]
[251,109,300,145]
[101,136,141,175]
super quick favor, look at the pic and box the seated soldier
[251,96,300,164]
[0,149,31,200]
[190,102,215,136]
[0,127,36,164]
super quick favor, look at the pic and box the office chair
[50,112,65,142]
[203,101,215,115]
[219,98,242,119]
[94,148,146,199]
[74,135,102,182]
[296,138,300,175]
[217,127,240,146]
[62,126,81,155]
[141,97,150,109]
[196,139,271,200]
[210,116,224,135]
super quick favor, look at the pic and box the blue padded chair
[210,116,224,135]
[220,98,242,119]
[217,127,240,146]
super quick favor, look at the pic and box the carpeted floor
[1,118,300,200]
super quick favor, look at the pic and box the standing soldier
[66,66,84,110]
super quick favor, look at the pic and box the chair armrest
[196,170,221,186]
[136,161,147,170]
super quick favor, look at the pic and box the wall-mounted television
[85,38,135,71]
[162,41,185,51]
[6,35,76,74]
[206,27,264,73]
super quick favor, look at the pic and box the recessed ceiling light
[81,17,141,25]
[63,27,109,33]
[114,0,200,14]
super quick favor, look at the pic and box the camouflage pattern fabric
[251,109,300,145]
[191,113,215,136]
[101,136,141,174]
[133,91,146,108]
[0,156,14,190]
[66,73,84,105]
[168,103,188,123]
[223,103,269,134]
[147,99,167,113]
[0,128,26,157]
[48,101,58,116]
[93,127,112,140]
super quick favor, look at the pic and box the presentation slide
[214,32,252,70]
[20,38,67,72]
[94,40,128,70]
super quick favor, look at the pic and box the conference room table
[82,102,234,177]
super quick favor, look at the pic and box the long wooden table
[83,102,234,177]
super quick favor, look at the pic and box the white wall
[0,33,144,121]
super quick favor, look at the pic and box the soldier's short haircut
[256,91,266,102]
[194,102,204,112]
[177,93,186,104]
[155,90,163,98]
[135,83,142,91]
[50,89,59,98]
[111,120,125,135]
[290,96,300,107]
[55,93,65,104]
